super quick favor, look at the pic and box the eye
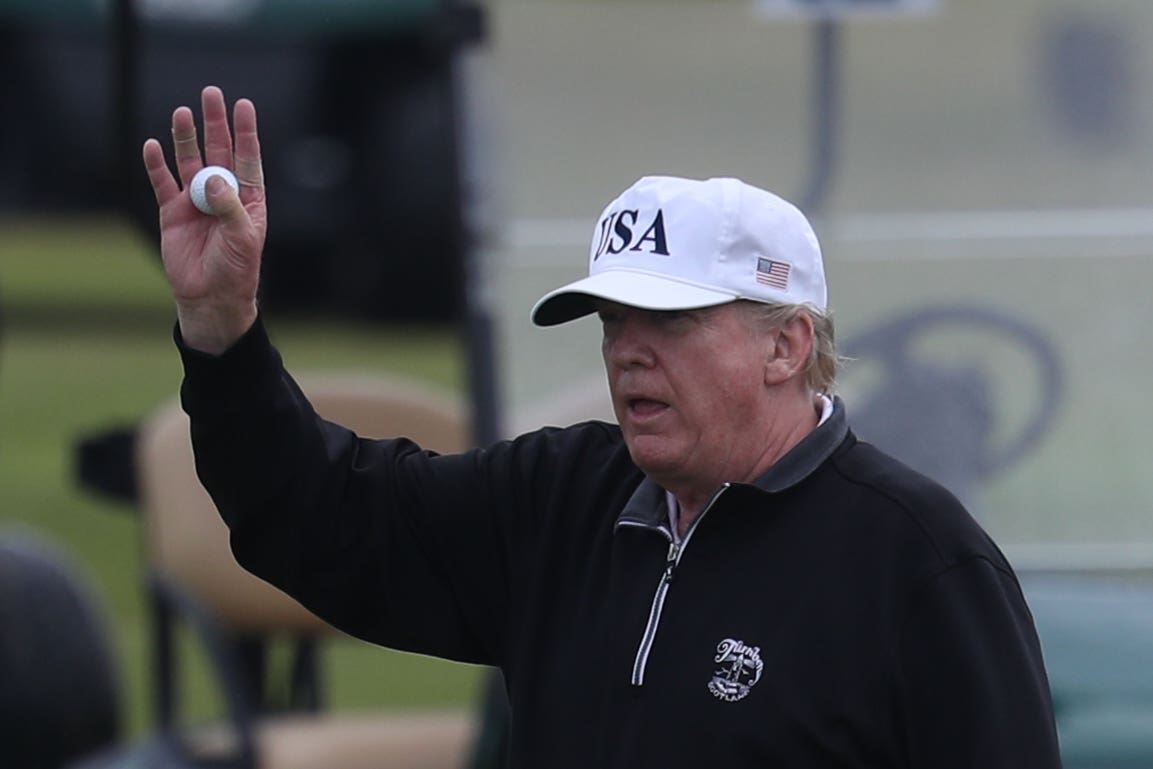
[597,309,622,325]
[654,309,693,324]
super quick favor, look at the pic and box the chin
[624,437,681,478]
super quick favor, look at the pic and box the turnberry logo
[708,638,764,702]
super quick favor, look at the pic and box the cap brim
[530,269,738,327]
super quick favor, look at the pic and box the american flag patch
[755,258,791,290]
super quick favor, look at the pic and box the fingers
[232,98,265,201]
[205,174,246,223]
[158,85,263,205]
[142,138,180,207]
[171,105,202,187]
[201,85,234,169]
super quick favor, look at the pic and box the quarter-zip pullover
[178,318,1062,769]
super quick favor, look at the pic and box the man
[143,86,1063,768]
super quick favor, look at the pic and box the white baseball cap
[531,175,827,327]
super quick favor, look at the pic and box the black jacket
[179,318,1062,768]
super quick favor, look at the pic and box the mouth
[627,397,670,421]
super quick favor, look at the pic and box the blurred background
[3,0,1153,766]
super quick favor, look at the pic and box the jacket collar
[753,394,848,493]
[614,396,850,532]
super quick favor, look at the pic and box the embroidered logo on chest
[708,638,764,702]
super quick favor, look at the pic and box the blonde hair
[741,300,839,394]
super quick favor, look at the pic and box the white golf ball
[189,166,239,215]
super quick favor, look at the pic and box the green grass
[0,215,484,738]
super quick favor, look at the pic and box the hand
[143,85,267,354]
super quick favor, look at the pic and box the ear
[764,312,815,387]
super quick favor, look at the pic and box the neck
[671,394,822,538]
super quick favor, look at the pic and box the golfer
[144,86,1062,768]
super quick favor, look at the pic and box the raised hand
[143,85,267,354]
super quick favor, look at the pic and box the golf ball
[189,166,239,215]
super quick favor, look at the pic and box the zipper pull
[664,540,680,583]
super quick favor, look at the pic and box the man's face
[597,300,776,494]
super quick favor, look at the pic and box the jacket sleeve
[896,556,1063,768]
[177,317,522,666]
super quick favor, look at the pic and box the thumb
[205,174,246,222]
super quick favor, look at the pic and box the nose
[602,312,656,371]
